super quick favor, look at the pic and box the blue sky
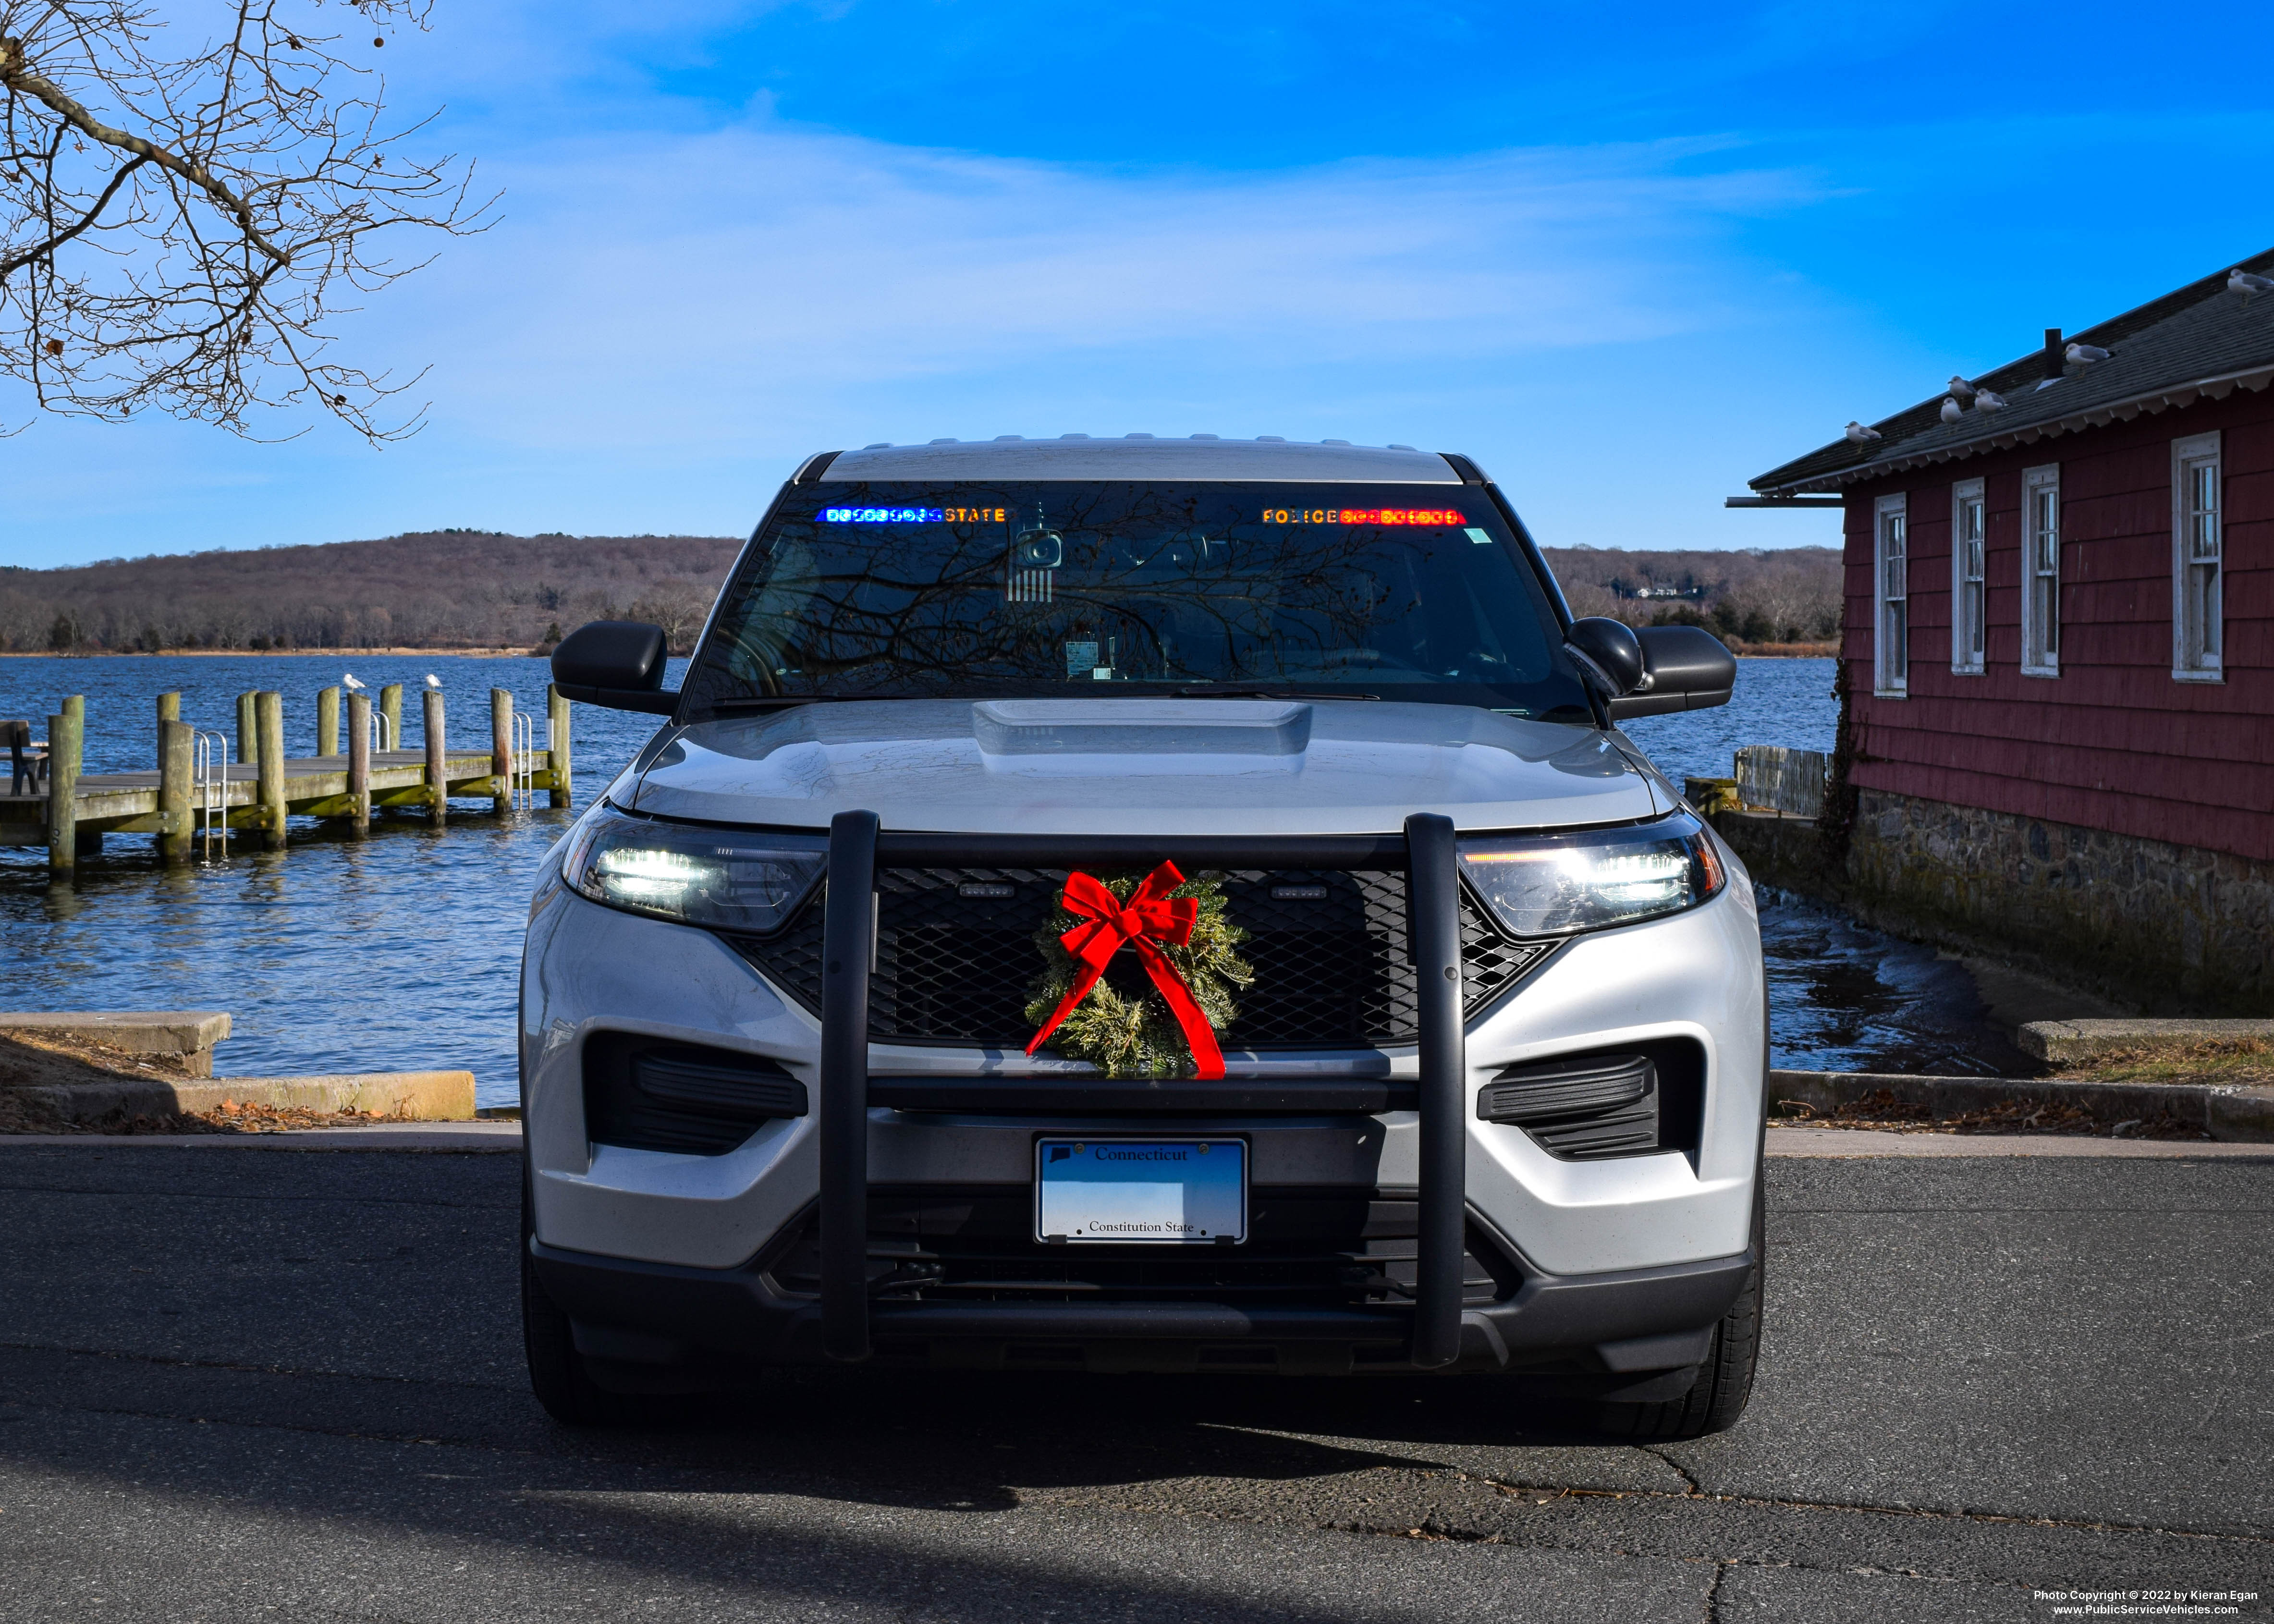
[11,0,2274,568]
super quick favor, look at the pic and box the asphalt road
[1,1141,2268,1623]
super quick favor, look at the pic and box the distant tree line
[0,531,745,655]
[1544,545,1841,647]
[2,531,1844,658]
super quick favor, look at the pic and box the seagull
[2227,269,2274,298]
[1948,375,1977,401]
[1940,397,1964,424]
[2066,342,2111,365]
[342,672,366,692]
[1974,387,2009,411]
[424,673,441,689]
[1844,420,1882,443]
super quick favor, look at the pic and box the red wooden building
[1745,251,2273,1011]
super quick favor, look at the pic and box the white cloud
[400,122,1830,453]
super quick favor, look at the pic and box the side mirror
[551,621,680,716]
[1606,625,1737,719]
[1563,616,1646,697]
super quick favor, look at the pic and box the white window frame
[1950,477,1986,675]
[2019,464,2061,678]
[1874,492,1908,697]
[2171,431,2223,682]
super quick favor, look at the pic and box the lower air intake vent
[1479,1040,1706,1161]
[584,1034,807,1156]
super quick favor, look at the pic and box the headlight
[562,805,824,933]
[1458,811,1726,938]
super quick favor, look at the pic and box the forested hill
[1544,544,1841,646]
[2,530,1842,655]
[2,531,745,654]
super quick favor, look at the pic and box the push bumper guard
[811,811,1475,1371]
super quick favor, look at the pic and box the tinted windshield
[686,482,1590,719]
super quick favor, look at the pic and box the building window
[2019,464,2060,677]
[1874,493,1908,696]
[2172,431,2223,682]
[1951,478,1986,675]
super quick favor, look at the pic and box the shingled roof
[1749,245,2274,497]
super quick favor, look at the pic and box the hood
[628,699,1663,836]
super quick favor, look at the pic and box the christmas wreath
[1022,862,1252,1079]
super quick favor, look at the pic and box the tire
[521,1167,620,1426]
[1595,1176,1764,1441]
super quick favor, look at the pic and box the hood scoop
[971,699,1311,773]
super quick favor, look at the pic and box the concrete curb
[17,1071,476,1123]
[1769,1068,2274,1143]
[0,1122,519,1150]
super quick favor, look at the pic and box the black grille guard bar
[817,814,1468,1369]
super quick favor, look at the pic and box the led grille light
[562,806,824,933]
[1458,812,1725,938]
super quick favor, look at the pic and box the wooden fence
[1735,745,1827,818]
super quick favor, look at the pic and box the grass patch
[2051,1038,2274,1087]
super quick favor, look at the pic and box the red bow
[1025,861,1225,1079]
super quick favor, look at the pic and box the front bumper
[532,1222,1755,1380]
[524,815,1766,1375]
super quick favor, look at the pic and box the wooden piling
[423,688,447,826]
[157,692,180,724]
[236,691,258,764]
[346,691,372,831]
[157,717,193,865]
[490,688,513,816]
[257,692,287,850]
[379,684,403,755]
[46,696,82,878]
[318,686,341,757]
[548,684,571,809]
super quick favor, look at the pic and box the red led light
[1260,508,1467,525]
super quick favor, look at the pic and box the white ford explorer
[520,436,1762,1438]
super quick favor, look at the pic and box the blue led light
[819,506,946,523]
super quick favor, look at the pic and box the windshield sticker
[1260,508,1466,525]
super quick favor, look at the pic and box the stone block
[2017,1018,2274,1064]
[0,1011,230,1076]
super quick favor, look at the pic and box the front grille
[763,1187,1520,1309]
[727,867,1550,1049]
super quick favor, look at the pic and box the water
[0,654,2025,1102]
[1616,657,1839,793]
[0,654,666,1108]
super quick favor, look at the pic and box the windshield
[685,481,1590,719]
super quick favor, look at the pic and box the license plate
[1035,1138,1247,1245]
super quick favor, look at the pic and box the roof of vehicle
[813,436,1467,484]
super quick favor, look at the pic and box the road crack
[1468,1471,2273,1547]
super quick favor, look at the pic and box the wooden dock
[1,683,574,877]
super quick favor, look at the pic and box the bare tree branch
[0,1,491,440]
[0,34,286,260]
[0,148,140,275]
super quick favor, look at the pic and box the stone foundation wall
[1728,787,2265,1010]
[1712,793,2274,1014]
